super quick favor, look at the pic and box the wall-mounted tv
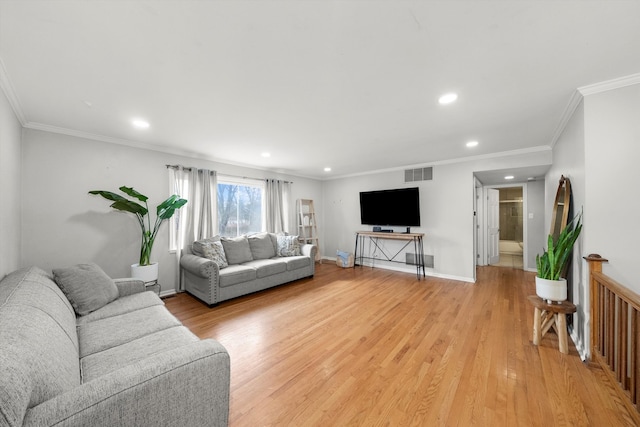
[359,187,420,227]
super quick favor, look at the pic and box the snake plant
[89,186,187,266]
[536,211,582,280]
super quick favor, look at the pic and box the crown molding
[0,56,26,125]
[549,73,640,148]
[549,89,583,148]
[22,121,321,181]
[324,146,552,181]
[578,72,640,96]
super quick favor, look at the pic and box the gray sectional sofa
[180,232,317,306]
[0,265,230,427]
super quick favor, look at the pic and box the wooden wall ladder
[297,199,321,262]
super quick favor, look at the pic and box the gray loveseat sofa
[0,265,230,427]
[180,232,317,306]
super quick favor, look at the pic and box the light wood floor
[164,263,635,426]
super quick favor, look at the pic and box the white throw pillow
[201,241,228,268]
[276,235,301,257]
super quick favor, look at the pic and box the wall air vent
[406,253,434,269]
[404,167,433,183]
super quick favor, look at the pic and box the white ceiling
[1,1,639,180]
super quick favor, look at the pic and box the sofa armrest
[23,340,230,427]
[301,244,317,260]
[113,278,146,297]
[180,254,220,279]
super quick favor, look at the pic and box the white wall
[0,87,22,278]
[21,129,322,293]
[525,179,545,271]
[584,84,640,291]
[546,99,587,355]
[323,150,552,281]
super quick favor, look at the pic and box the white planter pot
[535,276,567,302]
[131,262,159,283]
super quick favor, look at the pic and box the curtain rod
[166,164,293,184]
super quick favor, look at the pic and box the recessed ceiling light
[466,140,478,147]
[505,175,515,180]
[261,152,271,158]
[324,167,332,172]
[132,119,150,129]
[438,93,458,105]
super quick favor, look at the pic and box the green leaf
[157,196,188,220]
[536,210,582,280]
[110,200,148,216]
[119,186,149,203]
[89,190,128,203]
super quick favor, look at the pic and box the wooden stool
[527,295,577,354]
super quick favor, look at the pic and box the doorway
[491,187,524,268]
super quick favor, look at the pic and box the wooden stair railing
[586,254,640,423]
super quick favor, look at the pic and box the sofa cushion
[277,255,311,271]
[243,259,287,278]
[201,240,229,268]
[276,235,301,257]
[76,291,164,325]
[218,265,257,287]
[192,236,220,257]
[80,326,199,382]
[0,267,81,426]
[52,263,119,316]
[221,236,253,265]
[248,232,277,259]
[77,305,181,358]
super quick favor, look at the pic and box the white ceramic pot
[131,262,159,283]
[535,276,567,302]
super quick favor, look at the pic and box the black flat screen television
[359,187,420,227]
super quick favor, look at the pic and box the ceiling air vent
[404,167,433,183]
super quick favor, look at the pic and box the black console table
[354,231,426,280]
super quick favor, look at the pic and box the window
[168,168,269,249]
[217,177,265,237]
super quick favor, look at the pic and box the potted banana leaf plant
[89,186,187,282]
[535,211,582,302]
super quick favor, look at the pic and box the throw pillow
[220,236,254,265]
[277,235,301,257]
[248,232,277,259]
[192,236,221,257]
[201,240,229,268]
[52,262,119,316]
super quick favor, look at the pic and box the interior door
[487,188,500,265]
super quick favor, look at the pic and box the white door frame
[482,183,528,268]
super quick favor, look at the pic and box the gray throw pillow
[201,240,229,268]
[52,263,119,316]
[192,236,221,257]
[248,232,277,259]
[276,235,301,257]
[220,236,254,265]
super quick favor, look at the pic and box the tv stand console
[354,231,426,280]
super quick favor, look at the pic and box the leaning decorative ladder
[586,254,640,424]
[297,199,321,262]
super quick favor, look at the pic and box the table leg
[533,307,541,345]
[556,313,569,354]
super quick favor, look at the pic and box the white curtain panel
[171,166,217,291]
[265,179,291,234]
